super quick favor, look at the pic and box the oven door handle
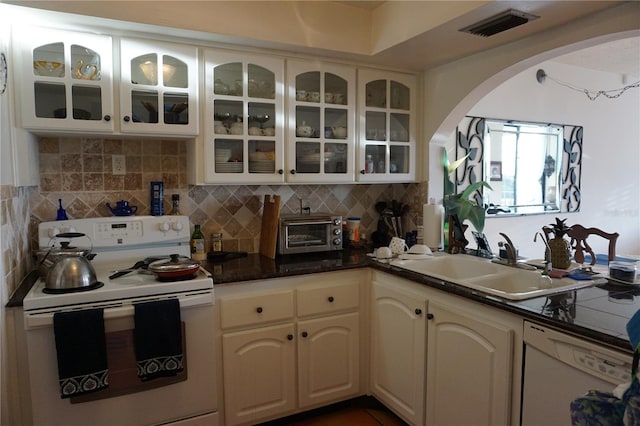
[24,292,213,329]
[283,220,333,226]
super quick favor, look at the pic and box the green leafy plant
[442,148,492,232]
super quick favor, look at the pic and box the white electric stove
[23,215,213,312]
[23,215,219,426]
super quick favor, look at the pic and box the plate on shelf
[216,162,243,173]
[250,162,275,173]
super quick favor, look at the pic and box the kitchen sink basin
[390,254,602,300]
[390,254,504,280]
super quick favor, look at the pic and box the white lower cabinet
[222,323,296,426]
[426,301,515,426]
[298,312,360,408]
[218,271,363,426]
[370,270,522,426]
[370,276,427,426]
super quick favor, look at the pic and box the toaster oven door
[282,219,334,254]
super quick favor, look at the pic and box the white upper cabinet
[286,60,356,183]
[357,69,416,182]
[119,38,198,136]
[202,49,285,184]
[13,27,114,132]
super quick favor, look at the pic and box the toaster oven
[278,214,343,255]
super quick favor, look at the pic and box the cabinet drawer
[220,290,294,329]
[297,280,359,317]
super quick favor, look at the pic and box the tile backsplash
[1,185,33,298]
[31,137,427,253]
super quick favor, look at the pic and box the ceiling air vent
[459,9,539,37]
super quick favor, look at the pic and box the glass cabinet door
[120,39,198,136]
[286,61,356,183]
[203,50,285,184]
[16,27,114,132]
[358,69,416,182]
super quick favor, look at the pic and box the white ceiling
[551,37,640,78]
[5,0,639,77]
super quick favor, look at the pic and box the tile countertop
[9,248,637,353]
[206,249,638,354]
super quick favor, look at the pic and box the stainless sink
[390,254,602,300]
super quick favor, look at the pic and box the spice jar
[211,233,223,253]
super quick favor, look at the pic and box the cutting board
[259,194,281,259]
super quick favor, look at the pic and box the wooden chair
[567,224,619,266]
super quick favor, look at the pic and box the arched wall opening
[419,3,640,257]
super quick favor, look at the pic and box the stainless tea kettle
[36,233,101,292]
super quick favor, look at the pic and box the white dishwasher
[522,321,633,426]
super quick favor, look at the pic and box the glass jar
[211,233,223,253]
[169,194,181,215]
[609,261,637,283]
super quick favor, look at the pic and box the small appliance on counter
[278,213,343,255]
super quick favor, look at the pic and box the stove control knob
[333,218,342,226]
[333,228,341,235]
[160,222,171,232]
[172,222,184,232]
[333,238,342,246]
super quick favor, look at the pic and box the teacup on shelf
[214,124,228,134]
[296,123,314,137]
[308,91,321,102]
[296,90,307,101]
[263,127,276,136]
[248,126,263,136]
[332,126,347,139]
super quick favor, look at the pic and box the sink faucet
[534,232,551,263]
[492,233,538,271]
[498,232,518,265]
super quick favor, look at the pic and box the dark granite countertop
[8,248,636,353]
[368,260,637,353]
[205,249,637,353]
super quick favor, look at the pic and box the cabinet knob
[287,334,293,341]
[328,296,334,303]
[256,307,263,314]
[360,169,366,174]
[415,308,422,315]
[123,116,131,122]
[103,115,111,122]
[301,331,308,338]
[278,169,284,175]
[290,169,296,175]
[427,313,434,320]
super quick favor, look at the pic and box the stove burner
[156,274,196,282]
[42,281,105,294]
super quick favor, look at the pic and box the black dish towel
[134,298,183,381]
[53,308,109,398]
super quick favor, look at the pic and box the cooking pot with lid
[147,254,201,280]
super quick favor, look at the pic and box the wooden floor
[259,397,407,426]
